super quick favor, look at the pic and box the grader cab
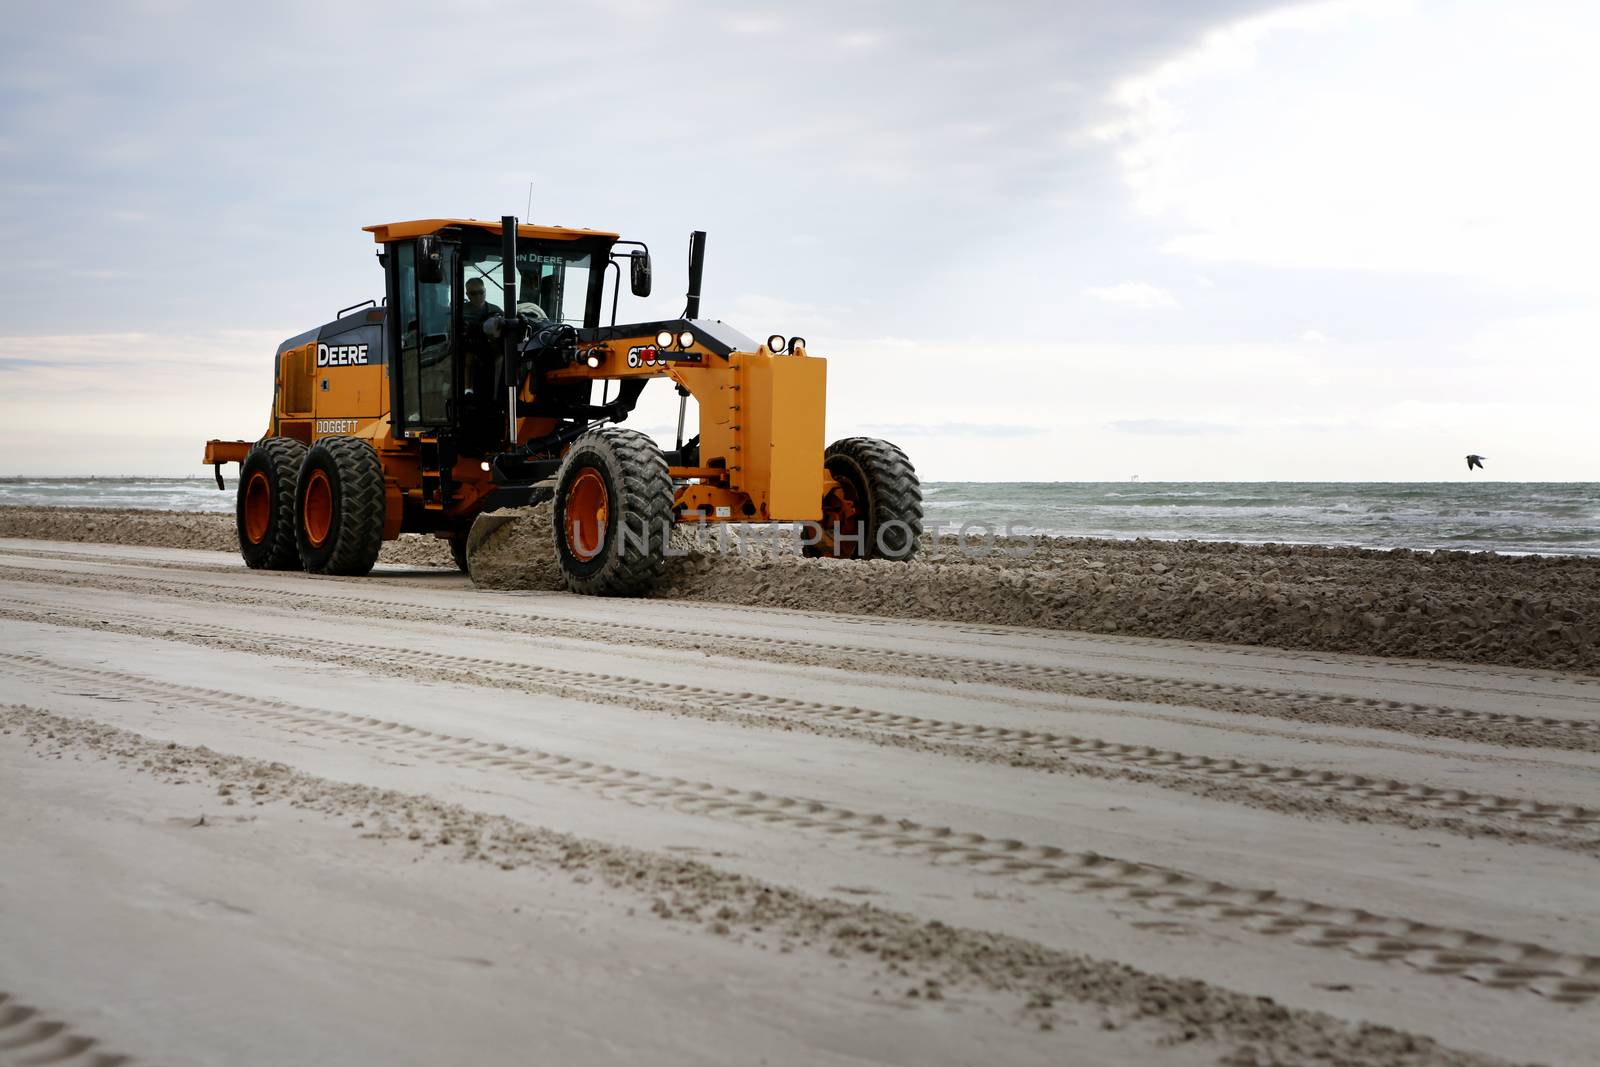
[204,216,921,594]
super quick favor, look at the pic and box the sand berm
[4,502,1597,674]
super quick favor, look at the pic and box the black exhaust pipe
[501,215,519,441]
[500,215,518,325]
[684,230,706,319]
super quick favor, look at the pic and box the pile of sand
[464,505,565,591]
[0,506,454,567]
[7,504,1598,674]
[0,506,242,552]
[470,505,1600,675]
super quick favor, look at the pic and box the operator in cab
[461,276,502,398]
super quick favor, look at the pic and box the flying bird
[1466,454,1486,471]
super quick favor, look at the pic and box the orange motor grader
[203,216,921,594]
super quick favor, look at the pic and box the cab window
[394,241,455,426]
[462,245,593,327]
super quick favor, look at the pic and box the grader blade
[463,511,519,573]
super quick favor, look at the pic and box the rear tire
[236,437,307,571]
[553,427,672,595]
[295,437,386,576]
[804,437,922,561]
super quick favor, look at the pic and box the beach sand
[1,511,1597,1065]
[5,503,1597,673]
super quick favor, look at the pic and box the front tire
[295,437,386,576]
[804,437,922,561]
[553,427,672,595]
[237,437,307,570]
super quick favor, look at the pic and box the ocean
[2,478,1597,557]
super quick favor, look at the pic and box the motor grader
[203,216,922,594]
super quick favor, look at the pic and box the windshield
[461,242,593,327]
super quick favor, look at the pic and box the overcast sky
[1,0,1595,481]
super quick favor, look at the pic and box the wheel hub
[243,471,273,544]
[566,468,609,562]
[303,469,333,548]
[816,475,864,558]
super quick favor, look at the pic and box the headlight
[678,330,695,348]
[788,336,806,353]
[656,330,675,348]
[585,353,602,369]
[766,334,786,353]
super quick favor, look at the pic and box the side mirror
[630,249,652,298]
[417,235,445,284]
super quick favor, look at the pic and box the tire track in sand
[3,703,1525,1067]
[6,542,1599,694]
[9,554,1599,707]
[8,654,1599,1006]
[0,990,132,1067]
[3,604,1598,851]
[1,571,1595,753]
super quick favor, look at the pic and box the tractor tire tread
[555,426,672,596]
[238,436,308,571]
[824,436,923,561]
[297,436,386,577]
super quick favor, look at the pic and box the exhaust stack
[501,215,519,442]
[684,230,706,319]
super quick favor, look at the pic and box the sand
[0,505,455,565]
[5,504,1594,674]
[1,534,1597,1065]
[473,503,1600,675]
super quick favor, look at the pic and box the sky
[1,0,1595,481]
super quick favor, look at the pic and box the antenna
[525,181,533,220]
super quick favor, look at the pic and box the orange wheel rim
[566,468,609,562]
[818,477,863,558]
[243,471,273,544]
[303,468,333,547]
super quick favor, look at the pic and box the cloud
[858,422,1047,438]
[835,30,885,51]
[0,331,274,474]
[5,2,1595,481]
[1082,282,1180,310]
[0,1,1284,343]
[1094,0,1600,295]
[629,424,680,441]
[724,293,837,334]
[1107,419,1239,435]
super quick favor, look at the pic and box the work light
[788,336,806,353]
[766,334,786,353]
[656,330,675,348]
[678,331,695,348]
